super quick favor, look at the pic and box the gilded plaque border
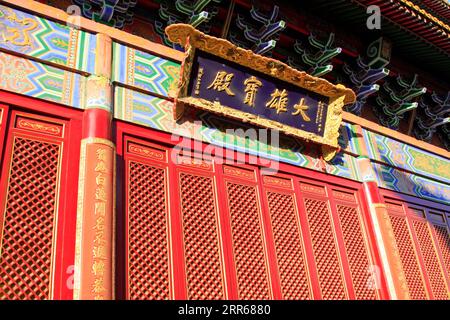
[166,24,356,161]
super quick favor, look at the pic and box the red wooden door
[0,92,82,300]
[116,121,387,300]
[382,191,450,299]
[217,164,275,300]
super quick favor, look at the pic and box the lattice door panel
[179,172,225,299]
[303,197,347,299]
[264,190,311,300]
[431,224,450,282]
[411,219,449,299]
[387,213,428,299]
[384,197,450,300]
[335,202,378,300]
[226,182,271,300]
[0,136,61,299]
[0,110,69,300]
[126,160,170,300]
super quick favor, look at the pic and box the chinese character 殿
[207,71,235,96]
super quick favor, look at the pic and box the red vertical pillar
[353,125,409,300]
[74,34,115,300]
[354,122,409,300]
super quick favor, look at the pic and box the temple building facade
[0,0,449,300]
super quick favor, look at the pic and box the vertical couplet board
[75,139,115,300]
[0,95,82,300]
[116,122,387,300]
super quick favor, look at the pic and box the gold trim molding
[166,24,355,104]
[166,24,355,161]
[398,0,450,34]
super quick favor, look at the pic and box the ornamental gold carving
[166,24,356,161]
[128,143,166,161]
[17,118,62,136]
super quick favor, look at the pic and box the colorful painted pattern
[197,112,324,171]
[114,84,450,203]
[114,86,358,178]
[0,51,84,108]
[112,42,180,98]
[364,129,450,185]
[372,162,450,205]
[0,5,96,74]
[338,122,361,154]
[325,152,360,180]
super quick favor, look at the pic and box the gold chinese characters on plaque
[165,24,356,161]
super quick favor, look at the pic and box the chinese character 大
[292,98,311,122]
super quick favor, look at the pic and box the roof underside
[411,0,450,26]
[297,0,450,78]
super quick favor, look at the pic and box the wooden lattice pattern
[266,191,311,299]
[227,182,271,300]
[180,173,224,299]
[432,225,450,279]
[304,198,347,299]
[336,205,377,300]
[388,215,428,299]
[127,161,169,299]
[0,137,60,299]
[412,220,449,299]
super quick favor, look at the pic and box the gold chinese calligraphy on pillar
[74,138,115,300]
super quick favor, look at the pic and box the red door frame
[0,90,83,300]
[115,119,390,300]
